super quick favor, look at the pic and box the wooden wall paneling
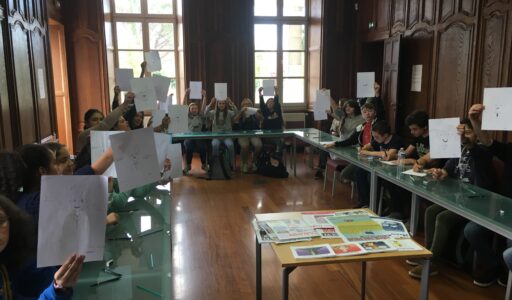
[0,4,13,149]
[460,0,478,16]
[382,36,401,130]
[392,0,408,34]
[358,0,373,39]
[432,22,474,118]
[64,0,109,151]
[47,0,64,23]
[10,22,37,144]
[440,0,457,22]
[422,0,436,24]
[407,0,420,28]
[31,30,53,139]
[397,31,434,135]
[370,0,391,40]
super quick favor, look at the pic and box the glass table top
[74,182,172,299]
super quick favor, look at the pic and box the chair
[323,159,349,197]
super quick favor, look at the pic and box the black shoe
[314,170,323,180]
[497,272,508,287]
[473,270,498,288]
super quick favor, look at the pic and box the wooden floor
[170,155,505,300]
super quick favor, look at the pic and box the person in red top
[324,103,378,185]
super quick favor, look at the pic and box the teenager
[408,119,496,278]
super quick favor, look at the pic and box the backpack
[208,146,231,180]
[256,151,288,178]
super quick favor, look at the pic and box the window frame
[254,0,309,109]
[109,0,182,104]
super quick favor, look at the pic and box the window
[254,0,307,105]
[107,0,183,104]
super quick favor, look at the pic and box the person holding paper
[315,99,364,179]
[258,86,284,153]
[207,99,236,169]
[354,121,404,209]
[234,98,263,173]
[0,195,85,300]
[462,104,512,287]
[408,119,496,279]
[183,90,209,174]
[76,90,135,154]
[357,82,386,121]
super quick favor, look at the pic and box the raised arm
[200,89,207,115]
[183,88,190,104]
[91,147,114,175]
[140,61,147,78]
[112,86,121,110]
[258,87,269,116]
[468,104,492,146]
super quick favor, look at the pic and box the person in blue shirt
[0,195,84,299]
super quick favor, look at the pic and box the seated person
[408,119,496,279]
[324,102,378,184]
[353,120,403,208]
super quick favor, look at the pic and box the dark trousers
[184,139,207,165]
[355,167,370,206]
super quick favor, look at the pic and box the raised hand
[54,254,85,288]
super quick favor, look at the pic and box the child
[408,118,496,279]
[207,98,236,169]
[461,104,512,287]
[76,90,134,153]
[0,195,84,299]
[183,88,208,174]
[324,102,378,185]
[354,121,403,208]
[259,86,284,153]
[234,98,263,173]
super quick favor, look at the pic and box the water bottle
[398,147,406,166]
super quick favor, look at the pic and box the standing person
[0,195,84,299]
[207,98,236,169]
[183,88,209,174]
[315,99,364,179]
[408,119,496,278]
[234,98,263,173]
[462,104,512,287]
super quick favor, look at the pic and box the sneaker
[406,258,421,266]
[314,170,323,180]
[242,163,249,173]
[408,264,439,279]
[201,164,209,172]
[473,271,498,287]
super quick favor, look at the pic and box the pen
[136,285,161,298]
[90,276,121,287]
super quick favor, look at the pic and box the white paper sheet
[356,72,375,98]
[37,175,108,267]
[114,68,133,91]
[214,83,227,100]
[189,81,202,99]
[165,143,183,179]
[482,87,512,131]
[91,131,123,178]
[168,105,189,133]
[151,110,167,128]
[402,169,427,177]
[262,79,275,96]
[411,65,423,92]
[130,78,158,111]
[144,50,161,72]
[152,75,171,101]
[314,89,331,121]
[244,107,258,117]
[110,128,161,192]
[154,134,183,179]
[428,118,461,159]
[37,68,46,99]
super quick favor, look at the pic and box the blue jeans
[504,243,512,271]
[211,138,235,168]
[464,221,499,270]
